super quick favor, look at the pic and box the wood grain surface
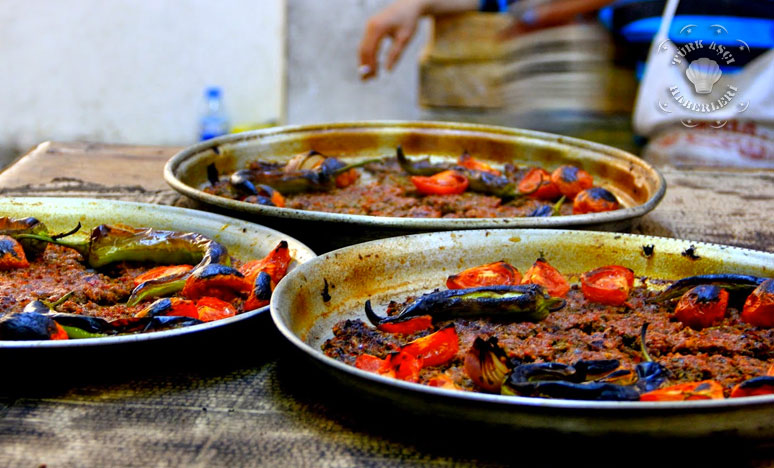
[2,141,774,467]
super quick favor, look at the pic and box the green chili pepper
[60,325,107,339]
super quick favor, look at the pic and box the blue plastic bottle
[199,86,230,141]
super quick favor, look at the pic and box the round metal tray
[0,197,316,351]
[271,228,774,440]
[164,121,666,251]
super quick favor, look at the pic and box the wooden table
[2,142,774,467]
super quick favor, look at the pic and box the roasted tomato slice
[182,264,249,301]
[133,264,194,287]
[640,380,725,401]
[580,265,634,306]
[136,297,199,319]
[730,376,774,398]
[391,351,423,382]
[196,296,237,322]
[572,187,620,214]
[0,235,30,270]
[673,285,729,329]
[355,353,395,377]
[334,168,360,188]
[457,152,501,176]
[518,168,561,200]
[521,258,570,298]
[411,170,469,195]
[550,165,593,200]
[741,278,774,328]
[402,326,459,368]
[446,261,522,289]
[240,241,292,287]
[377,315,434,334]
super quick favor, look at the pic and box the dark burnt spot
[321,278,331,302]
[588,187,618,202]
[212,146,220,155]
[0,237,23,260]
[695,382,711,391]
[682,245,701,260]
[642,244,655,257]
[559,165,578,182]
[206,163,219,186]
[691,284,722,303]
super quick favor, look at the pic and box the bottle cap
[205,87,222,99]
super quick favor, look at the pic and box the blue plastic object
[199,86,230,141]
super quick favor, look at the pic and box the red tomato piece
[401,326,459,368]
[580,265,634,306]
[196,296,237,322]
[334,168,359,188]
[0,235,29,270]
[50,322,69,340]
[377,315,434,334]
[446,261,522,290]
[572,187,620,214]
[239,240,292,288]
[457,152,501,176]
[521,258,570,298]
[673,285,729,329]
[133,264,193,287]
[518,168,561,200]
[550,165,593,200]
[355,354,394,377]
[640,380,725,401]
[730,376,774,398]
[741,278,774,328]
[427,374,459,390]
[391,351,423,382]
[411,170,469,196]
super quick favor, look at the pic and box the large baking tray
[271,228,774,439]
[0,197,316,351]
[164,121,666,251]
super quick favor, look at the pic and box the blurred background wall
[0,0,288,167]
[286,0,427,124]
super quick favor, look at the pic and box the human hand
[358,0,479,80]
[358,0,425,80]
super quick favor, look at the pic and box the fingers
[359,18,386,80]
[385,28,414,71]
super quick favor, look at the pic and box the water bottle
[198,86,230,141]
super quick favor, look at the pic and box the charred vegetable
[673,284,729,329]
[464,336,515,393]
[446,261,522,289]
[0,216,52,258]
[0,312,69,341]
[229,151,380,195]
[0,235,29,270]
[572,187,620,214]
[730,376,774,398]
[397,147,527,199]
[365,284,565,327]
[649,274,766,303]
[741,278,774,327]
[527,196,565,217]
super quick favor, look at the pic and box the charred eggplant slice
[365,284,565,327]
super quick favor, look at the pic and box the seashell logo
[685,57,722,94]
[655,23,751,128]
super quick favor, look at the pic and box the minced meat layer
[206,159,575,218]
[322,282,774,396]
